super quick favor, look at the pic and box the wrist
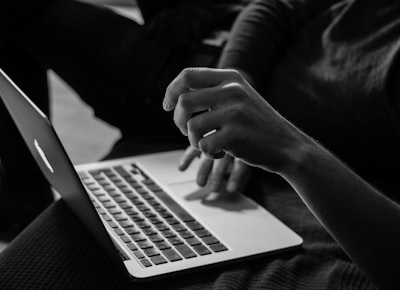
[276,130,321,178]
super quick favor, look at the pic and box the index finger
[163,67,234,111]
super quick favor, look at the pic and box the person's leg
[11,0,220,142]
[0,38,54,231]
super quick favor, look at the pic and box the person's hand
[179,146,250,193]
[163,68,305,173]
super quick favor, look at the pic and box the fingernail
[197,175,206,186]
[227,181,237,193]
[163,101,170,111]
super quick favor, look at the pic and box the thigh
[18,0,219,141]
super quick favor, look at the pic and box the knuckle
[199,139,212,155]
[187,118,198,133]
[178,93,191,110]
[226,69,243,82]
[181,67,196,83]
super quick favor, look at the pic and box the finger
[173,87,222,136]
[179,146,201,171]
[226,160,251,193]
[198,126,230,159]
[209,155,233,192]
[197,156,213,187]
[163,68,238,111]
[187,109,223,149]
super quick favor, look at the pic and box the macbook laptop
[0,68,302,281]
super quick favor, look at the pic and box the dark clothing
[0,1,243,225]
[220,0,400,199]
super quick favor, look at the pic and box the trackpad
[167,183,259,218]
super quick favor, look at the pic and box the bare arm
[281,130,400,289]
[164,67,400,289]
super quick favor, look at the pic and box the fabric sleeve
[218,0,341,90]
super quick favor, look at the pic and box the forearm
[279,134,400,289]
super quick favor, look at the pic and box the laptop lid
[0,68,125,271]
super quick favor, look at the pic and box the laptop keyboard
[79,164,228,268]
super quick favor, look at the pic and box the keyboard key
[125,227,140,235]
[102,215,112,222]
[121,235,131,243]
[102,201,115,208]
[153,206,167,213]
[136,188,148,195]
[142,228,157,236]
[114,197,125,203]
[168,237,184,245]
[159,212,173,219]
[124,176,136,183]
[161,230,176,238]
[140,258,152,267]
[165,218,180,225]
[151,189,194,222]
[142,180,155,186]
[186,237,201,246]
[108,191,120,197]
[125,192,139,200]
[132,200,145,206]
[137,240,153,249]
[143,247,160,257]
[209,243,228,253]
[103,185,114,191]
[108,221,118,228]
[114,214,127,221]
[125,208,138,216]
[179,231,194,239]
[114,166,130,177]
[119,203,132,210]
[126,242,138,251]
[143,212,157,218]
[172,223,187,232]
[194,229,211,238]
[98,196,111,203]
[132,250,145,259]
[175,244,197,259]
[149,217,163,225]
[150,255,168,265]
[137,222,151,229]
[114,228,124,235]
[130,234,147,242]
[109,208,122,215]
[155,241,171,250]
[186,221,204,231]
[130,184,144,190]
[92,191,105,196]
[120,220,135,228]
[162,249,182,262]
[137,205,150,212]
[149,235,164,243]
[146,184,162,192]
[193,244,212,256]
[141,193,154,200]
[121,188,133,194]
[97,208,106,215]
[154,223,169,231]
[201,236,220,245]
[148,200,161,207]
[131,216,144,222]
[78,172,90,179]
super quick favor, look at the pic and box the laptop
[0,68,302,281]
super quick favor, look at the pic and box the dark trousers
[0,0,224,219]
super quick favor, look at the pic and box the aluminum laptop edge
[0,68,302,281]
